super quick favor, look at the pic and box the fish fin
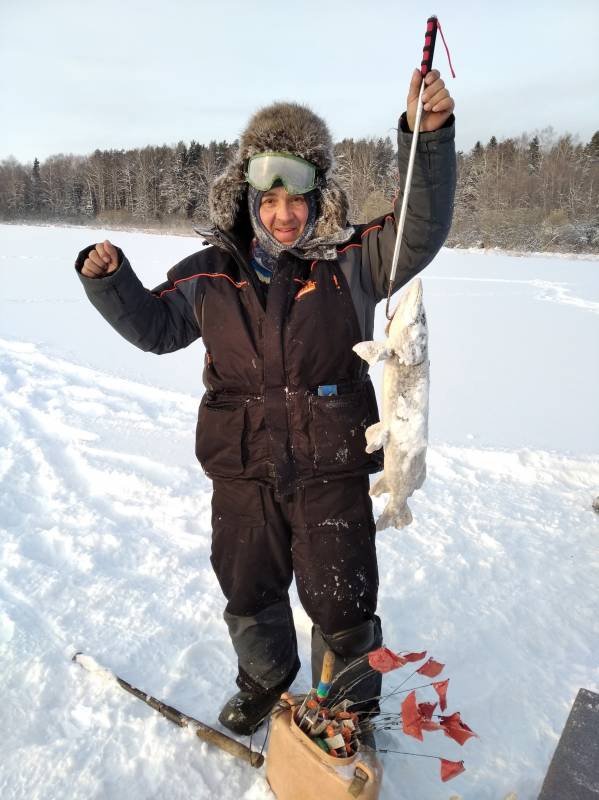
[365,422,389,453]
[376,501,413,531]
[369,473,389,497]
[352,341,391,367]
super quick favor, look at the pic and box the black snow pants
[210,474,383,711]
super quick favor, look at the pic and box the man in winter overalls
[76,68,456,737]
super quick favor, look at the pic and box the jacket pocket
[211,479,265,527]
[195,396,246,477]
[303,475,372,529]
[243,398,269,467]
[308,389,373,471]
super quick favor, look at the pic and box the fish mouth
[386,278,424,334]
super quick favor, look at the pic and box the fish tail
[376,501,413,531]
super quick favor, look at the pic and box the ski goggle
[245,152,318,195]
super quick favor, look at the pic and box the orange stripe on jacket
[295,280,317,300]
[361,224,383,238]
[338,217,394,253]
[337,243,362,254]
[158,272,248,297]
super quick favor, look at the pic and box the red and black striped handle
[421,15,438,76]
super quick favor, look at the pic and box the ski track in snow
[1,337,598,800]
[427,275,599,314]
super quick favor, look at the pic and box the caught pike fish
[353,278,429,530]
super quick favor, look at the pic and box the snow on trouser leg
[224,601,300,693]
[210,478,300,692]
[311,616,383,715]
[293,475,380,636]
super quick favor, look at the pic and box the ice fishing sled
[266,694,382,800]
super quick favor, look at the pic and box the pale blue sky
[1,0,598,163]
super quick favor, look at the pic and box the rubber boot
[219,684,288,736]
[311,616,383,720]
[220,601,300,736]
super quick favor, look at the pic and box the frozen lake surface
[1,224,598,800]
[2,224,597,454]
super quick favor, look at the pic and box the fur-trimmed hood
[209,102,351,242]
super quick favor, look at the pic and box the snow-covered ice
[1,224,598,800]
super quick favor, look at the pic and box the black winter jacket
[76,119,456,495]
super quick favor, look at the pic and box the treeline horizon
[1,127,598,252]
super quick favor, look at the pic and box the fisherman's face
[259,186,309,244]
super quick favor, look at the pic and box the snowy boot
[218,684,286,736]
[311,616,383,747]
[219,601,300,734]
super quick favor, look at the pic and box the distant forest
[1,128,598,252]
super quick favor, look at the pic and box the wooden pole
[73,652,264,768]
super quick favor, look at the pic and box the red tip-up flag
[418,701,440,731]
[368,647,407,673]
[440,758,465,782]
[401,650,427,663]
[432,678,449,711]
[439,712,477,746]
[416,658,445,678]
[418,701,437,720]
[401,690,423,741]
